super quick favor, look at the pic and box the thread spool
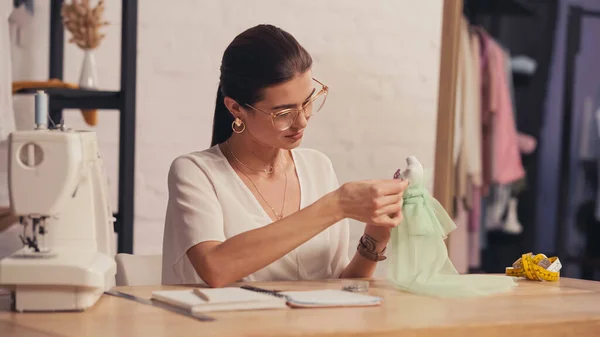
[34,90,48,130]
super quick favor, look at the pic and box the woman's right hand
[333,179,409,228]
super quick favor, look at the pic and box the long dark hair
[210,24,313,147]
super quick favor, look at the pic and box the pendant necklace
[225,141,287,220]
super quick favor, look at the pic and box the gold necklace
[225,142,288,220]
[226,140,276,174]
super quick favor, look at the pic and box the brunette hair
[210,24,313,146]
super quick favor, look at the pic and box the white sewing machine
[0,92,116,312]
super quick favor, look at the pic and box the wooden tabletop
[2,277,600,337]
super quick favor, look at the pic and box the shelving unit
[16,88,122,110]
[14,0,138,253]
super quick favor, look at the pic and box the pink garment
[484,36,525,184]
[474,28,494,196]
[449,202,469,274]
[468,185,481,270]
[518,133,537,154]
[468,232,481,269]
[468,185,481,233]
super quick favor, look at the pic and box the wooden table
[2,277,600,336]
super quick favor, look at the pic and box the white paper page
[281,290,382,306]
[152,287,281,307]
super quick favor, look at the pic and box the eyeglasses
[245,78,329,131]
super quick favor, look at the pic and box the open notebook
[150,287,382,313]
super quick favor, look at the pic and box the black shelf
[513,71,533,86]
[15,88,122,110]
[44,0,137,253]
[464,0,535,19]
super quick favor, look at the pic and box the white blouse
[161,145,351,285]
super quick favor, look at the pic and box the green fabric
[387,157,517,297]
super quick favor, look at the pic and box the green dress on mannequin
[387,156,517,297]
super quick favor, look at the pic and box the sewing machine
[0,92,116,312]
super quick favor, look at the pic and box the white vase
[79,49,99,89]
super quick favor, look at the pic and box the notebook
[151,287,288,313]
[150,287,382,313]
[280,289,382,308]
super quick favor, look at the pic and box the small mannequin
[387,156,517,297]
[503,199,523,234]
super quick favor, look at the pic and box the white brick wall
[1,0,443,277]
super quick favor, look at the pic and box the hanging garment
[448,198,469,274]
[450,18,483,267]
[518,133,537,154]
[455,18,483,208]
[387,156,517,298]
[468,229,481,270]
[479,194,488,249]
[0,144,7,207]
[485,34,526,185]
[453,43,463,168]
[468,185,482,269]
[468,26,483,271]
[468,183,482,234]
[503,47,528,197]
[512,132,537,195]
[504,49,518,120]
[469,26,483,187]
[474,27,495,196]
[449,17,468,268]
[0,0,16,142]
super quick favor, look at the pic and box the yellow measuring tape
[505,252,562,281]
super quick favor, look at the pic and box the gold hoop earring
[232,118,246,133]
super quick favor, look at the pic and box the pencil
[192,288,210,302]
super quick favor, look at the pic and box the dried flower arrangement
[61,0,109,50]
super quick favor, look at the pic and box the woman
[161,24,408,287]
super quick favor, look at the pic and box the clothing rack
[460,0,541,274]
[15,0,138,253]
[463,1,536,82]
[556,6,600,276]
